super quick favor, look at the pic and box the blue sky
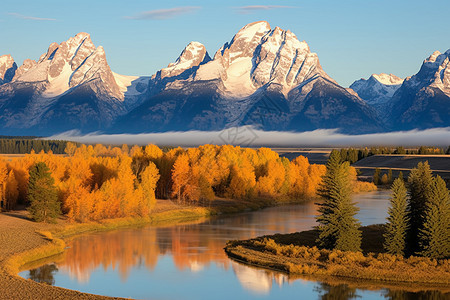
[1,0,449,87]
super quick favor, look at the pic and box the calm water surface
[20,190,448,299]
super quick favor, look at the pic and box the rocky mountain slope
[350,51,450,130]
[388,50,450,130]
[1,22,448,136]
[114,21,382,134]
[0,33,147,135]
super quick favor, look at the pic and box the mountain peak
[13,59,37,80]
[423,49,450,67]
[236,21,271,39]
[408,49,450,92]
[350,73,403,107]
[371,73,403,85]
[12,32,121,99]
[0,54,17,84]
[160,41,211,79]
[189,21,327,97]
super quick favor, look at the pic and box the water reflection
[231,261,289,295]
[53,202,319,284]
[21,191,449,299]
[315,282,360,300]
[28,264,58,285]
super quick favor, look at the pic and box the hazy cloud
[236,5,296,14]
[47,127,450,148]
[125,7,200,20]
[8,12,57,21]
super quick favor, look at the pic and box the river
[20,190,448,299]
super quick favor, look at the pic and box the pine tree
[316,150,361,251]
[387,169,393,184]
[417,176,450,258]
[383,178,409,256]
[381,173,389,185]
[27,162,60,222]
[407,161,433,254]
[373,168,381,185]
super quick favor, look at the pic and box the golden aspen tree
[138,162,160,215]
[64,142,77,156]
[172,154,192,204]
[144,144,163,160]
[121,144,130,155]
[227,159,256,199]
[256,159,286,197]
[5,170,19,210]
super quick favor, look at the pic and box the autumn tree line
[0,143,377,223]
[316,150,449,259]
[0,144,317,222]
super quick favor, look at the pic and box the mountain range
[0,21,448,136]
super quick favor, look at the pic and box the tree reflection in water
[22,199,449,299]
[315,283,360,300]
[28,264,58,285]
[314,283,449,300]
[385,290,448,300]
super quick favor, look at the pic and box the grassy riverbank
[225,225,450,287]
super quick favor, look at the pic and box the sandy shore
[0,210,122,299]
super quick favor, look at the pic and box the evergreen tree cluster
[317,153,449,259]
[383,162,450,259]
[372,168,394,185]
[0,138,72,154]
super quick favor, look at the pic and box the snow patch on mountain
[372,73,403,85]
[350,73,403,105]
[42,62,73,98]
[112,72,149,96]
[159,21,331,99]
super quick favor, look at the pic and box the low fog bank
[48,127,450,147]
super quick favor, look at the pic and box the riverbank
[0,210,119,299]
[225,226,450,288]
[0,196,292,299]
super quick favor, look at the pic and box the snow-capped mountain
[350,73,403,105]
[0,55,17,85]
[1,22,447,136]
[0,33,148,134]
[115,21,382,134]
[387,49,450,130]
[349,73,403,120]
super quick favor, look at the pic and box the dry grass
[225,225,450,286]
[5,231,66,275]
